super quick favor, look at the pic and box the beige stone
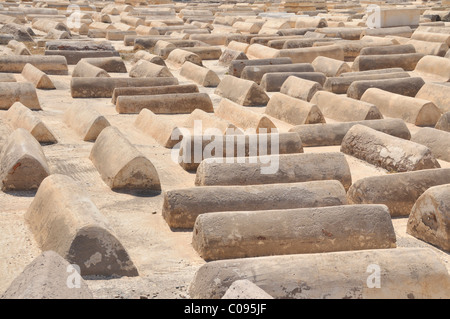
[347,168,450,217]
[195,152,351,190]
[341,124,440,173]
[265,92,325,125]
[25,174,139,276]
[289,119,411,147]
[5,102,56,144]
[189,248,450,299]
[89,126,161,191]
[407,184,450,252]
[0,82,41,110]
[214,76,269,106]
[63,105,110,142]
[180,62,220,87]
[410,128,450,162]
[193,204,396,261]
[163,180,346,229]
[21,63,55,90]
[116,93,213,114]
[311,91,383,122]
[0,129,50,191]
[361,88,442,126]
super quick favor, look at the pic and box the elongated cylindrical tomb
[25,174,139,277]
[346,168,450,216]
[195,152,352,190]
[289,119,411,147]
[407,184,450,252]
[0,82,41,110]
[0,55,68,75]
[361,88,442,126]
[162,180,347,229]
[70,77,179,98]
[189,248,450,299]
[341,124,440,172]
[347,77,425,100]
[115,93,214,114]
[192,204,396,261]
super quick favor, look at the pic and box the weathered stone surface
[131,50,166,66]
[25,174,139,277]
[261,72,326,92]
[195,152,351,190]
[278,45,344,63]
[1,251,93,299]
[289,119,411,147]
[166,48,202,68]
[347,77,425,100]
[407,184,450,252]
[406,39,448,57]
[180,46,222,60]
[323,72,410,94]
[0,82,41,111]
[228,57,292,77]
[178,131,303,171]
[410,128,450,162]
[192,204,396,260]
[112,84,198,104]
[215,98,275,132]
[241,63,314,84]
[413,55,450,82]
[411,31,450,46]
[214,76,269,106]
[0,55,68,75]
[359,44,416,56]
[361,88,442,126]
[63,105,110,142]
[265,92,325,125]
[8,40,31,55]
[21,63,55,90]
[135,108,182,148]
[352,53,424,72]
[179,62,220,87]
[0,129,50,191]
[72,60,110,78]
[347,168,450,216]
[116,93,213,114]
[435,112,450,132]
[80,57,127,73]
[311,56,350,77]
[415,83,450,114]
[218,48,248,66]
[44,50,116,65]
[341,124,440,172]
[5,102,57,144]
[189,248,450,299]
[0,73,17,83]
[311,91,382,122]
[183,109,240,135]
[163,180,346,229]
[0,23,34,42]
[129,60,173,78]
[90,126,161,191]
[222,280,273,299]
[71,77,179,98]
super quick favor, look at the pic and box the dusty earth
[0,36,449,299]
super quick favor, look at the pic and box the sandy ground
[0,37,449,299]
